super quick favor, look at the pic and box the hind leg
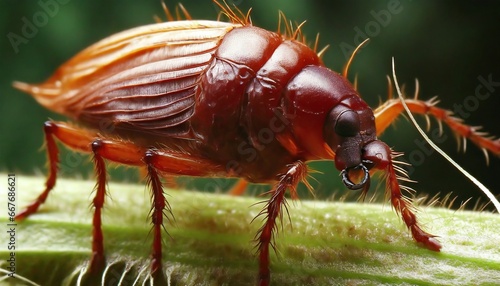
[17,120,225,275]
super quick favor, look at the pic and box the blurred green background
[1,1,499,209]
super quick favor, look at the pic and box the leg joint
[43,120,56,133]
[144,149,157,165]
[91,139,103,153]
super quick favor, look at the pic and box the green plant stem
[1,174,499,285]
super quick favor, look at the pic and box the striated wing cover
[14,20,239,138]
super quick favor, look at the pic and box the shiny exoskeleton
[13,2,499,286]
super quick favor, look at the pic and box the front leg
[361,140,442,252]
[254,161,308,286]
[385,156,442,251]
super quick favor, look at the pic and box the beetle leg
[254,161,308,286]
[139,167,178,189]
[89,139,107,273]
[374,98,500,157]
[143,149,169,275]
[15,121,60,220]
[228,179,249,196]
[384,155,442,252]
[17,120,227,275]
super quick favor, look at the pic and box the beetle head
[283,65,391,191]
[323,101,392,191]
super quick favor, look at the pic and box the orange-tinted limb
[17,120,226,275]
[383,156,441,251]
[15,122,61,220]
[255,161,308,286]
[228,179,249,196]
[144,150,168,275]
[86,142,220,276]
[365,139,441,251]
[139,167,178,189]
[89,139,107,273]
[163,175,178,189]
[375,98,500,156]
[15,121,96,220]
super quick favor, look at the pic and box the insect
[13,1,500,285]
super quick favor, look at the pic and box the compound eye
[335,110,360,137]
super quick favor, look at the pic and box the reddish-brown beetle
[13,2,500,285]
